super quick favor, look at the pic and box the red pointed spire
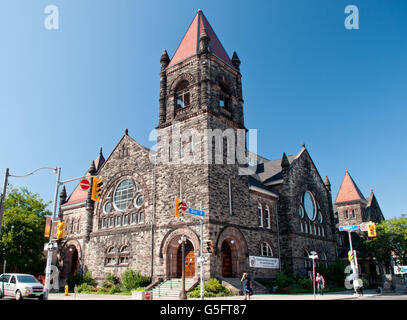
[334,169,366,204]
[168,10,234,68]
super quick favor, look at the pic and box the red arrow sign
[79,179,90,191]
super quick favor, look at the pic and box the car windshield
[0,274,10,282]
[16,275,39,283]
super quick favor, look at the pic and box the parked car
[0,273,46,300]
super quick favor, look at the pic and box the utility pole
[44,167,61,296]
[0,168,9,237]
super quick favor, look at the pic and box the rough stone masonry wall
[275,150,337,277]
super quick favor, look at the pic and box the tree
[364,214,407,267]
[0,186,51,274]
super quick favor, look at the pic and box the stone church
[57,10,338,288]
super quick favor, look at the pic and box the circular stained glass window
[303,191,316,221]
[298,205,305,218]
[134,194,144,208]
[114,179,135,211]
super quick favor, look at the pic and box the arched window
[175,80,190,108]
[265,206,271,229]
[261,243,273,257]
[105,246,116,266]
[303,191,317,221]
[219,83,230,110]
[257,204,263,227]
[113,179,135,211]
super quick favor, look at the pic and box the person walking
[354,278,364,297]
[315,273,325,296]
[241,273,253,300]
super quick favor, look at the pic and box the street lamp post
[309,251,318,299]
[179,234,187,300]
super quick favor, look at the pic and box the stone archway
[216,226,248,278]
[60,240,82,278]
[161,227,200,280]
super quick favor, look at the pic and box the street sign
[188,208,205,217]
[144,291,152,300]
[181,202,188,212]
[360,223,368,232]
[339,224,359,231]
[79,179,90,191]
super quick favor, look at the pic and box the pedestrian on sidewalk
[315,273,325,295]
[241,273,253,300]
[354,278,364,297]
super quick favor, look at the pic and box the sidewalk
[49,289,381,301]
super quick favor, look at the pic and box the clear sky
[0,0,406,219]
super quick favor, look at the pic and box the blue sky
[0,0,406,219]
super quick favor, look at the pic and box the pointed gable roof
[335,169,367,205]
[63,150,105,206]
[168,9,235,69]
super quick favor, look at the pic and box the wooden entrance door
[184,251,195,277]
[176,240,195,278]
[221,241,232,277]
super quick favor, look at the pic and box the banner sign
[394,266,407,274]
[249,256,279,269]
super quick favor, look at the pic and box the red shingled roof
[63,152,105,206]
[168,9,234,68]
[335,169,366,204]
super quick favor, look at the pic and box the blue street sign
[188,208,205,217]
[339,225,359,231]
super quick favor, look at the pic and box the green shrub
[121,269,150,292]
[76,283,97,293]
[275,271,295,288]
[109,285,122,294]
[66,271,96,291]
[188,278,234,298]
[103,273,121,289]
[297,278,313,290]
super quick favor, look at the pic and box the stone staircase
[222,278,270,295]
[151,278,196,299]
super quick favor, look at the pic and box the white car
[0,273,46,300]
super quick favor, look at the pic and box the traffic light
[56,221,65,239]
[174,198,181,218]
[367,222,376,237]
[91,177,103,202]
[206,241,215,254]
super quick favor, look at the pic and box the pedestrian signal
[91,177,103,202]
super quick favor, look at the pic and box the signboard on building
[394,266,407,274]
[249,256,279,269]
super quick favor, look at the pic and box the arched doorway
[70,247,79,274]
[221,241,232,277]
[217,227,249,278]
[61,241,81,278]
[177,240,195,278]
